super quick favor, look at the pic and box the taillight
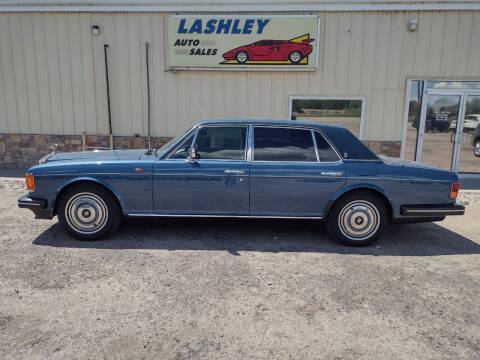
[25,173,35,191]
[450,182,459,200]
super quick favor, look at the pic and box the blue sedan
[18,120,465,246]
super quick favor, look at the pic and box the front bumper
[18,196,53,219]
[400,204,465,217]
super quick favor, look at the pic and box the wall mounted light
[407,19,418,32]
[92,25,100,36]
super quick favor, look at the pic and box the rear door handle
[224,169,245,175]
[321,171,344,177]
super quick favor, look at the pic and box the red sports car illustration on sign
[221,34,315,65]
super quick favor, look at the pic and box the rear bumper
[400,204,465,217]
[18,196,53,220]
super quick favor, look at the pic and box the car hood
[45,149,147,163]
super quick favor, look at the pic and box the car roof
[197,118,345,131]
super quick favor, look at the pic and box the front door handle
[224,169,245,175]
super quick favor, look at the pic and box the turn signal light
[450,182,459,200]
[25,173,35,191]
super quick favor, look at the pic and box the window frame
[313,129,342,163]
[165,131,196,160]
[288,95,366,141]
[251,125,342,163]
[166,124,249,162]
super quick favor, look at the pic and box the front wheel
[57,183,122,240]
[327,191,388,246]
[236,51,248,64]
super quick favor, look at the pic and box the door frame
[416,88,480,171]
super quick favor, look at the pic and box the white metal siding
[0,11,480,141]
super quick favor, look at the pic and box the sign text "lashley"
[177,19,271,35]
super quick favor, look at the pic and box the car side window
[253,127,317,162]
[169,133,194,159]
[260,40,274,46]
[314,132,340,162]
[194,126,247,160]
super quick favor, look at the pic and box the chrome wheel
[338,200,380,241]
[474,141,480,157]
[65,192,108,234]
[236,51,248,63]
[289,51,302,63]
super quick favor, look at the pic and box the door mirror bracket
[186,146,198,163]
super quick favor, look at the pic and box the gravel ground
[0,177,479,360]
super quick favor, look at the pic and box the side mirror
[186,146,198,163]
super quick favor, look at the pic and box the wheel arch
[236,49,249,58]
[326,184,394,220]
[53,177,125,216]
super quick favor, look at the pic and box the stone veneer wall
[0,134,171,169]
[0,133,401,169]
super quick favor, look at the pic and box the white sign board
[167,15,320,71]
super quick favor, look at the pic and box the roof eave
[1,1,480,12]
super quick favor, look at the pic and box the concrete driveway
[1,177,479,359]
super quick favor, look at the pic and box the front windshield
[154,126,195,157]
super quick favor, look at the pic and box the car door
[153,125,250,215]
[250,126,346,218]
[249,40,275,58]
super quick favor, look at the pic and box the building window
[289,96,365,139]
[402,79,480,175]
[404,80,424,161]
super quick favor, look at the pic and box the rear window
[321,126,379,160]
[253,127,317,162]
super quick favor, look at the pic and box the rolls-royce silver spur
[18,119,464,246]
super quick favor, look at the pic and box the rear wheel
[327,191,388,246]
[57,183,122,240]
[289,51,303,64]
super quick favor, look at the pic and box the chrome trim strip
[250,175,345,179]
[18,201,42,206]
[34,173,150,177]
[252,160,324,164]
[347,176,453,182]
[405,209,465,214]
[165,158,247,163]
[343,159,383,162]
[127,213,323,219]
[246,124,253,162]
[153,173,247,177]
[311,129,320,162]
